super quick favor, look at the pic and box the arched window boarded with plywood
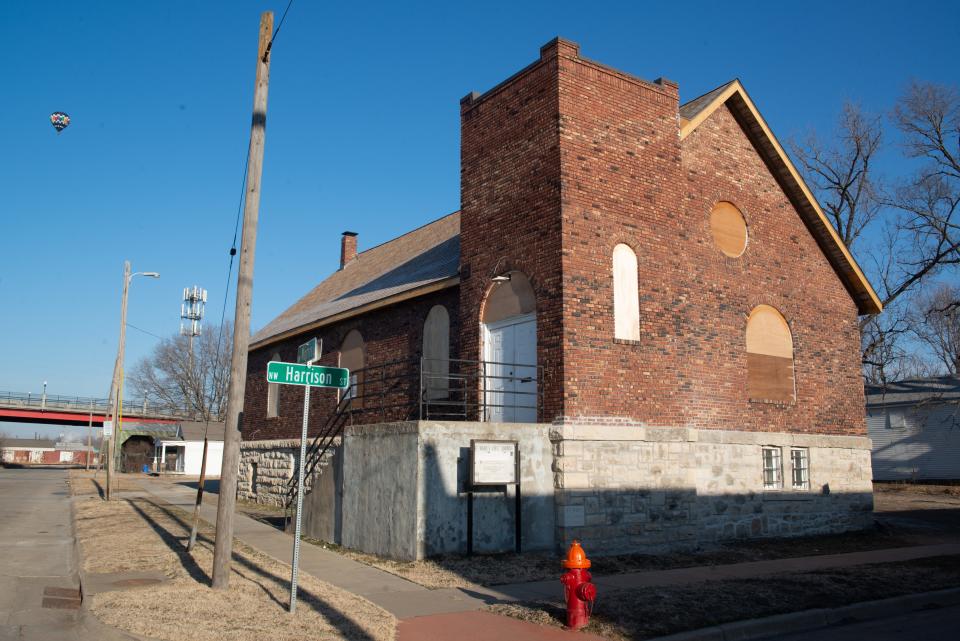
[613,243,640,341]
[746,305,795,403]
[266,352,281,418]
[422,305,450,400]
[340,330,365,405]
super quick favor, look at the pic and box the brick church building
[239,39,881,560]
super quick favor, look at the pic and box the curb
[651,587,960,641]
[69,487,148,641]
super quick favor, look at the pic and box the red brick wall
[458,39,566,419]
[555,45,685,426]
[552,47,863,434]
[675,105,865,434]
[243,288,459,441]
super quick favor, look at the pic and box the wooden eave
[680,81,883,315]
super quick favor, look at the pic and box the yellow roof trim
[680,81,882,315]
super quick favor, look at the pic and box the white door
[484,314,537,423]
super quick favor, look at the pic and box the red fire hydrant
[560,540,597,630]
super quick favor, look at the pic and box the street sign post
[266,361,349,389]
[102,420,113,438]
[272,340,352,614]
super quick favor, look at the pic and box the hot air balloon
[50,112,70,133]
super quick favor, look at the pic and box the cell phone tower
[180,286,208,352]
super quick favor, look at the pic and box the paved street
[0,467,130,641]
[760,603,960,641]
[0,467,81,639]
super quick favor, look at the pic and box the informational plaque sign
[470,440,518,486]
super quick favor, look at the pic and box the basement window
[762,446,782,490]
[790,448,810,490]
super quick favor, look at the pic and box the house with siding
[866,376,960,481]
[239,38,881,560]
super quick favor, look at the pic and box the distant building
[866,376,960,481]
[0,438,97,466]
[155,421,225,476]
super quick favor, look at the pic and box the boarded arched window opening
[710,201,748,257]
[613,243,640,340]
[266,352,281,418]
[746,305,795,403]
[340,330,365,404]
[423,305,450,400]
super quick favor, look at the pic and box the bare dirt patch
[73,496,395,641]
[490,555,960,640]
[307,525,914,590]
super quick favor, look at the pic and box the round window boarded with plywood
[710,201,748,257]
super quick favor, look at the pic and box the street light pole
[105,261,159,501]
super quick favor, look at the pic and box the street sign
[102,420,113,437]
[297,338,318,364]
[266,361,348,388]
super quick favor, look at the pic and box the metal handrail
[283,356,544,514]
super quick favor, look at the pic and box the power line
[126,323,164,341]
[262,0,295,62]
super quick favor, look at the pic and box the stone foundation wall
[238,438,339,507]
[551,424,874,554]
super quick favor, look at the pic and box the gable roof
[865,376,960,407]
[251,212,460,349]
[679,80,882,315]
[178,421,225,442]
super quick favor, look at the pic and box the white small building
[866,376,960,481]
[155,421,225,476]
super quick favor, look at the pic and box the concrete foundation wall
[341,423,420,560]
[416,421,556,558]
[552,424,874,554]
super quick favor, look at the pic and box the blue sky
[1,0,959,434]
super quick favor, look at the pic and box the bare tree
[793,82,960,379]
[911,284,960,375]
[129,321,233,420]
[791,102,883,249]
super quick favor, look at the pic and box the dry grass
[68,470,143,497]
[73,497,395,641]
[310,525,913,590]
[490,555,960,640]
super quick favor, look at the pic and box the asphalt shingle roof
[865,376,960,406]
[679,81,735,121]
[251,212,460,347]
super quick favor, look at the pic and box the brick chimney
[340,231,358,269]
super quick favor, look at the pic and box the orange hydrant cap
[562,540,591,569]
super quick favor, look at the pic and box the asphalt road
[0,466,81,639]
[759,603,960,641]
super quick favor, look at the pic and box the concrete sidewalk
[133,475,960,620]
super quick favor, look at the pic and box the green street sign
[266,361,349,389]
[297,338,318,364]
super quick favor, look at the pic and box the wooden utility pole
[105,261,131,500]
[212,10,273,590]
